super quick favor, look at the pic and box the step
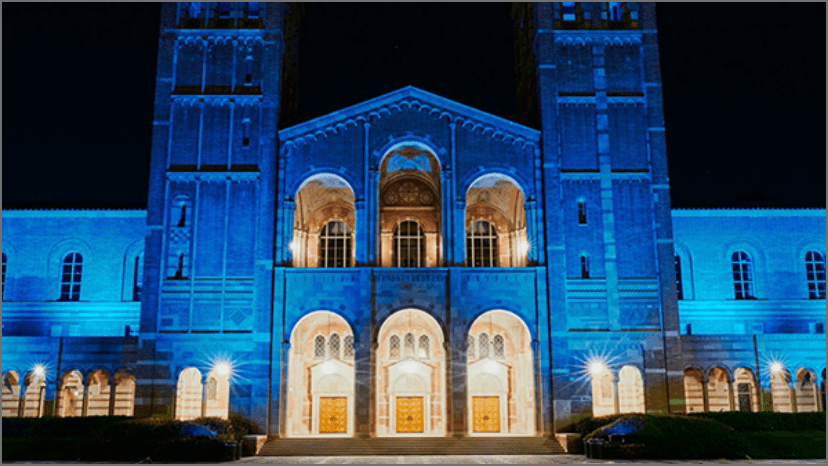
[258,436,566,456]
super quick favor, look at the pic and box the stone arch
[376,308,446,436]
[466,310,535,435]
[794,368,819,413]
[113,371,136,416]
[287,311,355,437]
[618,365,645,413]
[203,367,230,419]
[590,365,616,417]
[770,367,793,413]
[85,369,111,416]
[733,367,759,412]
[683,367,705,413]
[292,174,356,268]
[122,240,145,302]
[2,371,20,418]
[20,370,46,418]
[707,367,731,412]
[175,367,203,421]
[673,243,695,300]
[723,241,764,299]
[464,174,528,267]
[57,370,85,418]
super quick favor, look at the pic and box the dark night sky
[2,3,825,209]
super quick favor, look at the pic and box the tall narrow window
[608,2,622,21]
[675,255,683,300]
[394,220,424,268]
[328,333,340,360]
[132,253,144,302]
[246,2,259,18]
[389,335,401,359]
[343,335,354,359]
[466,220,498,267]
[562,2,576,21]
[580,254,590,279]
[418,335,430,359]
[244,57,253,85]
[318,221,352,267]
[314,335,326,359]
[242,118,251,147]
[577,200,587,225]
[806,251,826,299]
[478,333,490,359]
[466,335,475,360]
[732,251,755,299]
[177,204,187,227]
[493,335,505,358]
[404,333,415,357]
[60,253,83,301]
[1,253,6,301]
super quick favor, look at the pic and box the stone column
[727,376,736,412]
[701,375,710,412]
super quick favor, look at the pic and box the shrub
[152,436,233,462]
[689,412,826,432]
[558,412,628,436]
[228,411,257,440]
[584,414,745,459]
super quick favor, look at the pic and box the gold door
[395,396,424,433]
[472,396,500,433]
[319,396,347,433]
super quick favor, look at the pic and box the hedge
[689,411,826,432]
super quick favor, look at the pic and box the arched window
[580,254,590,279]
[393,221,424,267]
[466,335,475,360]
[675,255,683,300]
[493,335,505,358]
[132,253,144,302]
[479,333,490,359]
[318,221,352,268]
[466,220,498,267]
[328,333,341,360]
[314,335,326,359]
[418,335,430,359]
[805,251,826,299]
[60,253,83,301]
[2,253,6,301]
[404,333,415,357]
[732,251,755,299]
[389,335,401,359]
[343,335,354,359]
[577,200,587,225]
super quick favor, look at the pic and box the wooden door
[319,396,347,433]
[472,396,500,433]
[395,396,424,433]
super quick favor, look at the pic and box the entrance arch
[618,366,645,413]
[2,372,20,418]
[175,367,203,420]
[57,370,84,418]
[467,310,535,435]
[376,309,446,436]
[287,311,355,437]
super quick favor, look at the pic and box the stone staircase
[258,436,566,456]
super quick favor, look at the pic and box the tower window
[418,335,430,359]
[389,335,401,359]
[393,220,424,268]
[176,204,187,228]
[60,252,83,301]
[132,253,144,302]
[675,255,683,300]
[577,200,587,225]
[580,254,590,279]
[404,333,415,357]
[343,335,354,359]
[479,333,490,359]
[493,335,505,358]
[244,57,253,84]
[314,335,326,359]
[246,2,259,18]
[328,333,340,360]
[731,251,755,299]
[608,2,622,21]
[562,2,576,21]
[173,252,187,279]
[466,220,498,267]
[242,119,251,147]
[805,251,826,299]
[318,220,352,268]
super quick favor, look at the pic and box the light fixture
[33,365,46,378]
[588,360,608,377]
[517,238,529,257]
[483,359,499,374]
[769,361,784,374]
[288,240,297,255]
[214,362,232,377]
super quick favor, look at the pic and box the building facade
[2,2,825,438]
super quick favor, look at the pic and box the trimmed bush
[584,414,745,460]
[689,411,826,432]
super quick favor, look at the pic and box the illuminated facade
[2,2,825,438]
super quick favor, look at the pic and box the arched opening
[85,370,110,416]
[590,365,616,417]
[770,368,793,413]
[465,174,528,267]
[467,310,535,435]
[707,367,731,412]
[376,309,445,436]
[175,367,203,420]
[733,367,759,412]
[57,370,84,418]
[20,370,46,418]
[203,367,230,419]
[2,372,20,418]
[794,368,819,413]
[618,366,645,413]
[379,145,441,268]
[292,174,355,268]
[113,371,136,416]
[287,311,355,437]
[683,368,704,413]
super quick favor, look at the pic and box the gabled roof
[279,86,540,146]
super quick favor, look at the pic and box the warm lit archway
[57,370,84,418]
[287,311,355,437]
[113,371,136,416]
[617,365,644,413]
[376,308,445,436]
[464,174,528,267]
[770,368,793,412]
[203,367,230,419]
[733,367,758,412]
[707,367,731,412]
[175,367,203,420]
[20,370,46,418]
[590,365,616,417]
[683,368,704,413]
[794,368,819,413]
[292,174,356,268]
[2,372,20,418]
[85,370,110,416]
[466,310,535,435]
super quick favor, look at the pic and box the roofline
[672,208,826,218]
[2,209,148,219]
[279,86,540,142]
